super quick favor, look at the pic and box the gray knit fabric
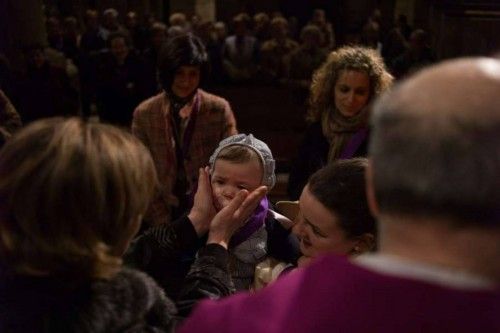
[229,225,268,290]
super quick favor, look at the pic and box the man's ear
[365,159,380,218]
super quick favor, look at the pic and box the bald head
[370,57,500,226]
[382,58,500,121]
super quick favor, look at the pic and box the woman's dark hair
[308,158,376,239]
[158,33,209,91]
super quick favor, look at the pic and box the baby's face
[211,158,263,211]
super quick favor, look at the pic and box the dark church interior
[1,1,499,201]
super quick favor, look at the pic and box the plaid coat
[132,89,237,225]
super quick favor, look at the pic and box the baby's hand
[188,167,216,236]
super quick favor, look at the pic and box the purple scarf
[229,196,269,248]
[339,127,369,159]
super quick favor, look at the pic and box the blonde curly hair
[307,46,393,122]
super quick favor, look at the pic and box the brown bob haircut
[0,118,157,279]
[308,158,376,239]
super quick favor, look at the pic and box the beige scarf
[321,107,369,163]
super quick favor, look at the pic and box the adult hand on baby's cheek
[188,167,216,236]
[207,186,267,249]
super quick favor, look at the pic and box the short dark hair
[307,158,376,238]
[157,33,209,91]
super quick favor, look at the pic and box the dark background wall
[428,1,500,59]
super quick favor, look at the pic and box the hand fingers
[235,186,267,219]
[221,189,249,216]
[202,167,213,192]
[197,167,213,197]
[197,168,207,190]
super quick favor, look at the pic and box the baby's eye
[214,179,224,185]
[237,185,248,190]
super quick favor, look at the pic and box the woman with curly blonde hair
[288,46,393,200]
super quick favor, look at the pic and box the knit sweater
[0,267,177,333]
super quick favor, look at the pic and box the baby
[209,134,299,290]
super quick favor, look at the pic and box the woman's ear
[365,159,380,218]
[350,233,376,255]
[355,233,376,254]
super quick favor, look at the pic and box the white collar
[354,254,496,290]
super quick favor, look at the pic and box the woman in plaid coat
[133,33,237,226]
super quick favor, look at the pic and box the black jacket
[125,215,234,315]
[127,214,299,302]
[0,216,232,332]
[287,122,369,200]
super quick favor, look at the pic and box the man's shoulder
[180,253,500,332]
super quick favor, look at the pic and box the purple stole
[229,197,269,248]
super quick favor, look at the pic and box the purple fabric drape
[229,196,269,248]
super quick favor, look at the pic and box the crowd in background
[0,6,436,130]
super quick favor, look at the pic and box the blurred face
[211,158,262,211]
[303,32,321,49]
[86,12,99,30]
[272,23,287,40]
[234,21,246,36]
[104,13,118,30]
[409,33,426,53]
[171,66,201,98]
[30,50,46,69]
[125,12,137,29]
[313,10,325,24]
[292,186,357,259]
[215,24,227,39]
[110,37,129,64]
[47,17,62,37]
[334,69,371,118]
[151,30,167,49]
